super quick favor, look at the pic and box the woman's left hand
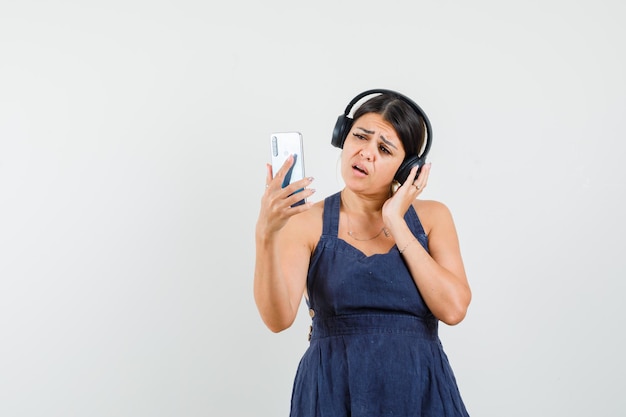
[382,163,431,225]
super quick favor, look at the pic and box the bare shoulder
[282,199,325,251]
[412,199,455,235]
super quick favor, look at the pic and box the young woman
[254,90,471,416]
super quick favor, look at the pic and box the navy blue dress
[290,192,469,417]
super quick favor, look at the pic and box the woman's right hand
[257,154,315,237]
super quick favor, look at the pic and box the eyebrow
[356,127,398,150]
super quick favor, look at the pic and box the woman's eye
[379,145,391,154]
[352,133,366,140]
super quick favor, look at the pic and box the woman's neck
[340,188,388,215]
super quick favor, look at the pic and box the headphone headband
[331,89,433,184]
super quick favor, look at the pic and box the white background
[1,1,625,416]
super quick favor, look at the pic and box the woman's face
[341,112,406,193]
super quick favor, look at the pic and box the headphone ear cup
[394,156,424,184]
[331,115,353,148]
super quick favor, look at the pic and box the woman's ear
[391,180,401,195]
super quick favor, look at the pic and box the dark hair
[351,93,425,158]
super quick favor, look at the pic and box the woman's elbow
[440,292,472,326]
[260,313,296,333]
[265,321,291,333]
[440,309,467,326]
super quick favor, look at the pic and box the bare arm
[253,156,316,332]
[383,165,471,325]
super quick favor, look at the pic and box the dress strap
[322,192,341,237]
[405,204,426,236]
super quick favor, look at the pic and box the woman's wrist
[398,237,417,254]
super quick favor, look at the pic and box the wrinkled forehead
[352,113,405,152]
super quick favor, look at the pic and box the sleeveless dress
[290,192,470,417]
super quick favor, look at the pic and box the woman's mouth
[352,164,368,175]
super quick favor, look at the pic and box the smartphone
[270,131,306,207]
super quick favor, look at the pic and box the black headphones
[331,88,432,184]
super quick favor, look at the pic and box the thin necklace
[341,193,390,241]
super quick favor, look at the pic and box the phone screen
[270,131,305,206]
